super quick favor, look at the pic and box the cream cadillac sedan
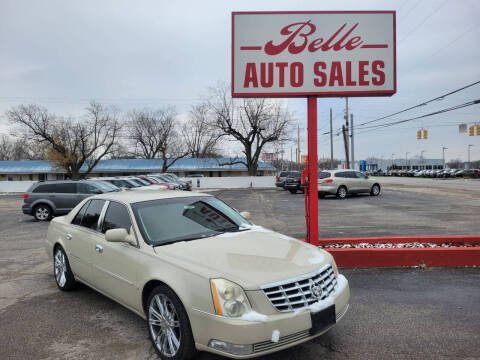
[45,191,350,359]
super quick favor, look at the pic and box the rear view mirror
[240,211,251,220]
[105,228,136,246]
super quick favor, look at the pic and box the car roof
[89,190,212,204]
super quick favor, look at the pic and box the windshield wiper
[154,232,221,247]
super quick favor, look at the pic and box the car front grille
[261,264,337,312]
[253,330,310,353]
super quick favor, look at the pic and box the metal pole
[307,96,319,246]
[468,144,474,169]
[406,152,409,170]
[330,108,333,169]
[350,113,354,169]
[297,124,300,169]
[442,147,447,169]
[344,98,350,168]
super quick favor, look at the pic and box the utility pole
[342,97,350,168]
[350,113,354,169]
[405,152,409,170]
[330,108,333,170]
[297,124,300,170]
[442,147,447,169]
[421,150,426,170]
[468,144,474,169]
[290,147,293,170]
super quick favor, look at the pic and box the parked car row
[22,174,192,221]
[368,168,478,178]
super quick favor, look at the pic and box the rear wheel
[34,204,52,221]
[147,285,196,360]
[336,186,347,199]
[370,184,381,196]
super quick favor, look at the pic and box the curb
[303,235,480,268]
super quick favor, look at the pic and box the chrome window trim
[99,199,140,248]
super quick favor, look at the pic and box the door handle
[65,233,72,240]
[95,245,103,253]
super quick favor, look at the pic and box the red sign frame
[231,11,397,98]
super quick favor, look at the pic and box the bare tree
[207,84,294,175]
[7,102,122,179]
[182,103,222,158]
[0,135,14,161]
[128,107,188,172]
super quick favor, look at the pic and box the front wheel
[147,285,196,360]
[53,246,77,291]
[370,184,381,196]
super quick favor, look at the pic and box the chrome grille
[261,265,337,312]
[253,330,310,353]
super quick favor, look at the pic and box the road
[1,179,479,359]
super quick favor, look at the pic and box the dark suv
[284,171,303,194]
[22,180,119,221]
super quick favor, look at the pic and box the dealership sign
[232,11,396,97]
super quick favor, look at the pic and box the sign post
[232,11,396,244]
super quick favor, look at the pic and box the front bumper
[190,275,350,359]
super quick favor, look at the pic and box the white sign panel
[232,11,396,97]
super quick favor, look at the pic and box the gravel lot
[1,177,479,360]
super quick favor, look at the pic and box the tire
[289,189,297,194]
[318,193,325,199]
[147,285,196,360]
[53,246,77,291]
[34,204,52,221]
[370,184,381,196]
[336,186,347,199]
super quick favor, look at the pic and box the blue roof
[0,158,276,174]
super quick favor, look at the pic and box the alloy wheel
[36,206,50,220]
[338,187,347,198]
[54,249,67,287]
[149,294,181,357]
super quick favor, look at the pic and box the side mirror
[240,211,251,220]
[105,228,136,246]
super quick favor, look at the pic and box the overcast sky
[1,0,479,162]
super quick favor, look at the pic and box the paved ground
[1,178,479,360]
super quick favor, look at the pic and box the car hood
[153,226,332,290]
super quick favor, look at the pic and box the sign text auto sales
[232,12,396,97]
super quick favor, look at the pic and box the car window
[334,172,345,178]
[77,183,101,194]
[344,171,357,178]
[355,172,366,179]
[72,201,90,225]
[81,199,106,231]
[101,202,132,234]
[32,184,56,193]
[279,171,289,177]
[318,171,331,179]
[135,178,150,185]
[54,183,76,193]
[132,197,251,246]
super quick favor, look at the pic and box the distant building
[0,158,276,181]
[364,157,444,171]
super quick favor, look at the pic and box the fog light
[208,339,253,355]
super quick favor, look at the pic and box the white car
[45,191,350,359]
[318,169,381,199]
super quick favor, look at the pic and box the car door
[344,171,361,192]
[67,199,105,285]
[54,182,78,213]
[90,200,140,308]
[354,171,371,192]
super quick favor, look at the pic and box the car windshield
[90,181,120,192]
[132,196,252,246]
[123,179,141,188]
[166,174,179,181]
[135,178,150,185]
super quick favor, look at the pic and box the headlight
[210,279,251,317]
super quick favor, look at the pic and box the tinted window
[72,201,90,225]
[334,172,345,178]
[355,172,366,179]
[54,183,76,193]
[279,171,290,177]
[102,202,132,233]
[346,171,358,178]
[289,171,301,178]
[33,184,58,193]
[318,171,331,179]
[77,183,101,194]
[81,199,105,230]
[135,178,150,185]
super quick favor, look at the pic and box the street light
[442,147,448,169]
[468,144,474,169]
[420,150,426,170]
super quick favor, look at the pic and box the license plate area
[310,305,336,335]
